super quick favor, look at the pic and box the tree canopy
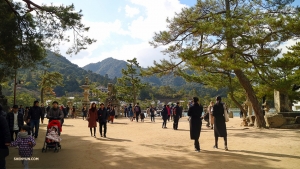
[0,0,95,81]
[144,0,300,127]
[116,58,146,106]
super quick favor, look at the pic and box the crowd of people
[0,100,64,169]
[0,96,229,168]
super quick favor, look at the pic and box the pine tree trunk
[234,69,266,128]
[229,91,247,115]
[41,88,44,104]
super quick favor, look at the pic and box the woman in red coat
[88,103,98,137]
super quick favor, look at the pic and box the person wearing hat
[212,96,228,151]
[0,104,11,169]
[47,101,64,125]
[27,101,43,139]
[188,97,203,152]
[6,105,24,141]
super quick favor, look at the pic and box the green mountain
[83,57,126,79]
[5,51,114,97]
[83,57,187,87]
[83,57,227,97]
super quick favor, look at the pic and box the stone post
[244,97,254,125]
[274,90,291,113]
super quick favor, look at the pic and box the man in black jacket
[0,104,11,169]
[6,105,23,141]
[188,97,203,152]
[97,103,109,138]
[134,103,141,122]
[173,102,182,130]
[27,101,44,139]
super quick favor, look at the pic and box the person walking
[82,105,87,120]
[88,103,97,137]
[71,106,76,119]
[140,111,145,122]
[23,107,30,126]
[173,102,182,130]
[6,105,24,141]
[150,105,155,122]
[134,103,141,122]
[27,101,43,139]
[65,105,70,118]
[109,106,116,124]
[161,105,168,128]
[212,96,228,151]
[166,105,171,122]
[97,103,109,137]
[47,101,64,125]
[124,105,128,118]
[10,125,36,169]
[188,97,203,152]
[19,105,25,116]
[0,104,11,169]
[128,104,134,121]
[40,103,46,124]
[208,101,214,129]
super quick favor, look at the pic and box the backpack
[135,106,140,112]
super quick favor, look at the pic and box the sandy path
[6,116,300,169]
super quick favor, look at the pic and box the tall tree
[0,0,96,81]
[39,71,63,104]
[143,0,300,127]
[116,58,146,106]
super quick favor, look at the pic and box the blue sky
[28,0,300,67]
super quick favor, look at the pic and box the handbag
[223,105,229,122]
[86,113,90,120]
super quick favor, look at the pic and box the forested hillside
[3,51,114,98]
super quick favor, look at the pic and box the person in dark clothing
[212,96,228,151]
[40,103,46,124]
[134,103,141,122]
[19,105,25,115]
[47,101,64,125]
[0,104,11,169]
[82,106,87,120]
[27,101,43,139]
[150,105,155,122]
[46,104,51,117]
[6,105,23,141]
[161,105,168,128]
[124,106,128,118]
[97,103,109,137]
[173,102,182,130]
[109,106,116,124]
[65,105,70,118]
[188,97,203,152]
[23,107,30,126]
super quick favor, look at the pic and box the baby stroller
[42,120,62,153]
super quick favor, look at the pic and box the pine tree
[144,0,300,128]
[116,58,146,106]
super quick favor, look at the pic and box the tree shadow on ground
[230,150,300,159]
[6,127,294,169]
[110,122,128,125]
[96,137,132,142]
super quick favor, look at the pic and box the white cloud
[125,5,140,17]
[126,0,187,41]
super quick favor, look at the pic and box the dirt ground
[6,116,300,169]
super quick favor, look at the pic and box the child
[140,112,145,122]
[10,125,36,169]
[46,126,62,142]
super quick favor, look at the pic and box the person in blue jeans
[27,101,44,139]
